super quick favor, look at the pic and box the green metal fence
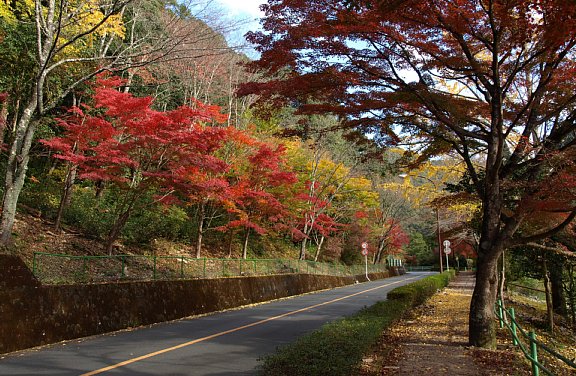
[31,252,388,284]
[405,265,434,271]
[495,299,576,376]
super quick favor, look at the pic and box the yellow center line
[81,276,419,375]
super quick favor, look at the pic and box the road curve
[0,272,431,375]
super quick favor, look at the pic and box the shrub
[258,271,455,375]
[62,187,192,246]
[122,205,189,245]
[19,171,63,219]
[62,188,116,239]
[387,270,455,306]
[257,300,410,376]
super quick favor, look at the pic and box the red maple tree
[43,75,231,253]
[223,143,297,259]
[169,127,257,259]
[241,0,576,347]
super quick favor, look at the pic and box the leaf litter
[359,276,531,376]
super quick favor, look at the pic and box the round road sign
[361,242,368,249]
[361,249,368,256]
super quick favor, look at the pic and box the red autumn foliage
[240,0,576,346]
[43,75,231,190]
[224,143,298,236]
[42,74,233,252]
[382,219,410,255]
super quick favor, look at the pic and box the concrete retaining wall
[0,254,400,354]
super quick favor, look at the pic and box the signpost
[361,242,370,281]
[443,240,451,271]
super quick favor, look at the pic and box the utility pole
[436,207,443,273]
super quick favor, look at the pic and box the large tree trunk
[469,113,506,348]
[0,0,58,246]
[0,96,38,246]
[469,249,501,348]
[550,260,567,315]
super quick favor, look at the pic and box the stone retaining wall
[0,254,400,354]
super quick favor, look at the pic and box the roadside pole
[361,242,370,281]
[443,240,451,272]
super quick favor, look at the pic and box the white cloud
[215,0,265,18]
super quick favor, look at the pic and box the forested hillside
[0,0,450,267]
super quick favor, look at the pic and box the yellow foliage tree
[381,157,480,265]
[285,138,380,261]
[0,0,129,245]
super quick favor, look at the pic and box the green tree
[0,0,128,246]
[405,232,433,266]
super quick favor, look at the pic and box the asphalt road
[0,272,431,376]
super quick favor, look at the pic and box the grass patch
[257,271,455,376]
[508,277,546,302]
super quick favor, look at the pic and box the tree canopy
[240,0,576,347]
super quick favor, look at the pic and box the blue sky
[210,0,266,55]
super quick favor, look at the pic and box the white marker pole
[361,242,370,281]
[443,240,451,272]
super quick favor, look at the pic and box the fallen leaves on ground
[359,279,530,376]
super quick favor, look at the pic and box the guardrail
[495,299,576,375]
[31,252,389,284]
[405,265,434,271]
